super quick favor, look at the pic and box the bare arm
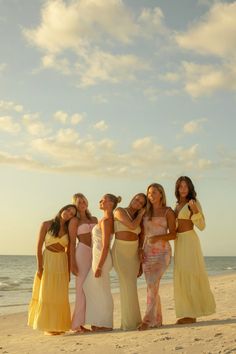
[36,221,48,278]
[148,209,177,243]
[114,208,145,230]
[68,217,79,276]
[94,218,113,277]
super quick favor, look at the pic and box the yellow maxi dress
[28,232,71,332]
[174,201,216,318]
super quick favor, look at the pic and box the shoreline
[1,270,236,316]
[1,273,236,353]
[0,273,236,354]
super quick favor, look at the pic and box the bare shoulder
[41,220,52,230]
[101,216,113,226]
[114,207,124,216]
[69,216,79,226]
[166,207,175,217]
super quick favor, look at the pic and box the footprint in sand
[214,332,223,337]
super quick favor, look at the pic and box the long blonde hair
[146,183,167,219]
[72,193,92,220]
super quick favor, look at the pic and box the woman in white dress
[83,193,121,331]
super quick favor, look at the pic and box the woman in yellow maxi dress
[174,176,216,324]
[28,204,77,334]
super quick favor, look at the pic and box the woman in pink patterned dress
[138,183,176,330]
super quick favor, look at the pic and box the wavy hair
[175,176,197,202]
[72,193,92,220]
[48,204,77,237]
[146,183,167,219]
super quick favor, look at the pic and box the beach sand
[0,273,236,354]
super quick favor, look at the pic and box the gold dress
[174,201,216,318]
[28,232,71,331]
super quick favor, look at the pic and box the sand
[0,273,236,354]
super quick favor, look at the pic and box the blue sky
[0,0,235,255]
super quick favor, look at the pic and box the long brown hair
[146,183,167,219]
[175,176,197,202]
[48,204,77,237]
[72,193,92,220]
[128,193,147,219]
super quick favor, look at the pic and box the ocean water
[0,255,235,315]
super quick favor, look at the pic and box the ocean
[0,255,235,315]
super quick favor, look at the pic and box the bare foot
[176,317,196,325]
[91,325,112,332]
[138,322,149,331]
[44,331,64,336]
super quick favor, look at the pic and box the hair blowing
[48,204,77,237]
[175,176,197,202]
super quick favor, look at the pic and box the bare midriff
[115,231,139,241]
[177,219,193,233]
[78,232,92,247]
[46,243,66,252]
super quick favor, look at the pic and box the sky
[0,0,235,256]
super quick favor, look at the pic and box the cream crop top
[177,200,205,231]
[114,218,141,235]
[45,232,69,247]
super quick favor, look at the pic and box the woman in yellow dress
[28,204,77,335]
[174,176,216,324]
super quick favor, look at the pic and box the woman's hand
[188,199,199,214]
[37,268,43,279]
[138,208,146,217]
[137,264,143,277]
[94,267,102,278]
[138,248,145,263]
[71,263,79,276]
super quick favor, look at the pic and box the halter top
[45,232,69,247]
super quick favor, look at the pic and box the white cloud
[23,0,139,54]
[176,2,236,58]
[71,113,84,125]
[79,50,149,86]
[138,7,166,37]
[22,114,49,136]
[0,116,21,134]
[42,54,71,74]
[182,61,236,97]
[183,118,207,134]
[0,100,24,113]
[93,120,108,131]
[54,110,68,124]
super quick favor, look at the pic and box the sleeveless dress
[83,224,113,328]
[28,232,71,332]
[112,217,142,330]
[142,212,172,327]
[71,223,96,330]
[174,201,216,318]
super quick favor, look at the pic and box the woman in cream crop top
[113,193,147,241]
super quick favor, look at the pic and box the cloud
[0,116,21,134]
[93,120,108,131]
[182,61,236,97]
[183,118,207,134]
[0,100,24,113]
[160,72,180,82]
[79,50,149,86]
[22,114,49,136]
[54,110,69,124]
[23,0,139,54]
[71,113,85,125]
[175,2,236,58]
